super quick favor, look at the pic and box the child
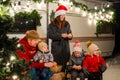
[82,41,107,80]
[33,41,54,80]
[68,40,85,80]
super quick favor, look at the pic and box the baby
[33,41,54,80]
[34,41,53,63]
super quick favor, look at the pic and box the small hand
[44,62,54,68]
[72,65,77,69]
[77,65,82,70]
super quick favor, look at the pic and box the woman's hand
[67,33,72,39]
[61,33,68,38]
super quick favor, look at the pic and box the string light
[102,8,105,12]
[12,75,18,80]
[6,62,10,67]
[58,0,72,9]
[3,0,6,2]
[75,7,80,13]
[81,11,87,17]
[94,5,97,10]
[9,8,15,16]
[88,18,92,25]
[1,0,114,25]
[107,4,110,8]
[10,55,16,61]
[17,44,21,48]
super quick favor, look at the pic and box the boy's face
[28,39,39,47]
[74,51,81,57]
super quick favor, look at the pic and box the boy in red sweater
[16,30,53,80]
[82,41,107,80]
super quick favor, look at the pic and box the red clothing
[16,37,44,69]
[83,55,106,72]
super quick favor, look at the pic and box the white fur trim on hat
[55,10,66,18]
[55,5,67,18]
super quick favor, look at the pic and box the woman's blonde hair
[26,30,40,39]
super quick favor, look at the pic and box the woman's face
[60,15,65,21]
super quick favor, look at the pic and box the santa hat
[73,40,82,52]
[55,5,68,18]
[86,41,99,53]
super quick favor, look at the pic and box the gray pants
[71,70,85,80]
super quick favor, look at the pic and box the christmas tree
[0,9,33,80]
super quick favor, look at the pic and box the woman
[47,5,73,72]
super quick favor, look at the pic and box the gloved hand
[82,67,89,77]
[99,65,107,73]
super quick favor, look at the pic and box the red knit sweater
[16,37,44,69]
[83,55,106,72]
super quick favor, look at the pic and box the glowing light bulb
[10,55,16,61]
[12,75,18,80]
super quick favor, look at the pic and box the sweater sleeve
[16,50,30,62]
[67,23,73,40]
[30,62,44,69]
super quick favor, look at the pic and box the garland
[0,0,115,37]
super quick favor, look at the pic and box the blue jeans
[39,68,53,80]
[31,67,53,80]
[31,67,39,80]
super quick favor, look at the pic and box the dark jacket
[69,52,85,70]
[47,21,72,71]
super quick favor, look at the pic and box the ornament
[17,44,21,48]
[22,71,27,76]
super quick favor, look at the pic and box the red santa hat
[73,40,82,52]
[55,5,68,18]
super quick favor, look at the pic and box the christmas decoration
[0,14,32,80]
[13,10,42,33]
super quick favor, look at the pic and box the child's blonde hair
[26,30,40,39]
